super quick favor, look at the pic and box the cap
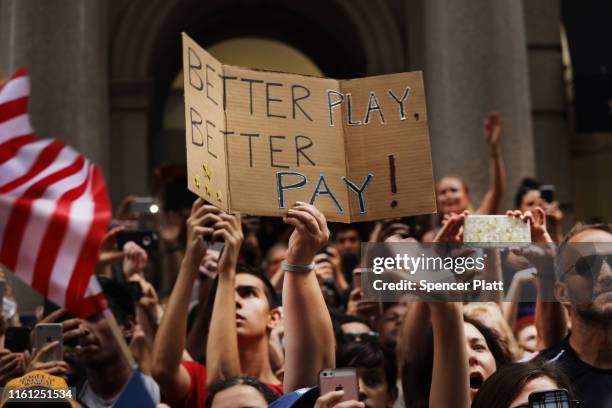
[2,370,74,407]
[269,386,319,408]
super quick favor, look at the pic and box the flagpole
[103,309,138,369]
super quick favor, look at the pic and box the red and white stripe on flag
[0,69,110,318]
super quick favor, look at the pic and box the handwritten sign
[183,33,436,222]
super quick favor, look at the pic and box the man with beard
[539,223,612,408]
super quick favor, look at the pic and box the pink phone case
[320,368,359,402]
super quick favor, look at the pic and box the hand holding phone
[319,368,359,403]
[33,323,63,363]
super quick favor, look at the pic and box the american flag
[0,69,110,317]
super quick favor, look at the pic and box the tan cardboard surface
[340,72,436,221]
[182,33,229,211]
[183,33,436,221]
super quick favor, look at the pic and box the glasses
[565,254,612,278]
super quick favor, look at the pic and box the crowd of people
[0,111,610,407]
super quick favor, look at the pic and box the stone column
[408,0,535,211]
[0,0,108,312]
[0,0,109,171]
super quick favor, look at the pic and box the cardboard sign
[182,33,436,222]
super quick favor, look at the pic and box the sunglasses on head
[566,254,612,278]
[343,331,379,344]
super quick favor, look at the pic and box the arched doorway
[109,0,404,203]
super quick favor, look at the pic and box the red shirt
[169,361,284,407]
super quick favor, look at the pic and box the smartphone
[129,281,143,302]
[116,230,159,251]
[540,185,555,203]
[463,215,531,246]
[319,368,359,402]
[130,197,159,215]
[33,323,63,362]
[353,267,366,290]
[528,388,571,407]
[4,327,31,353]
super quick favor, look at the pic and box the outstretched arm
[429,302,470,408]
[282,202,335,391]
[477,112,505,215]
[152,199,213,403]
[507,208,567,348]
[206,211,243,385]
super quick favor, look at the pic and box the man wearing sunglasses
[539,223,612,408]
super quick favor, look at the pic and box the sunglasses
[565,254,612,278]
[343,331,379,344]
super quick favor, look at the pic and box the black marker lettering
[219,75,237,111]
[188,48,203,91]
[205,64,218,106]
[190,107,204,146]
[364,92,385,124]
[310,175,344,214]
[266,83,286,118]
[295,135,316,167]
[276,171,307,208]
[269,136,289,168]
[387,86,411,120]
[241,78,264,115]
[291,85,313,121]
[205,120,218,158]
[342,173,374,213]
[346,93,361,125]
[240,133,259,167]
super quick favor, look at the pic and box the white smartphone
[464,215,531,246]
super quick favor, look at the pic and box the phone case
[464,215,531,246]
[528,388,570,408]
[34,323,63,363]
[319,368,359,402]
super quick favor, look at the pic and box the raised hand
[433,211,468,243]
[483,111,503,149]
[505,208,552,243]
[283,202,330,265]
[210,211,243,275]
[26,341,69,380]
[122,241,148,277]
[314,390,364,408]
[184,199,219,265]
[0,349,26,385]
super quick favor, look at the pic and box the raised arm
[205,211,243,385]
[429,302,470,408]
[477,111,505,215]
[282,202,335,391]
[152,199,213,402]
[507,208,568,349]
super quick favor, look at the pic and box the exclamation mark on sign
[389,155,398,208]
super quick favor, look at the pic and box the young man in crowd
[539,223,612,408]
[332,224,362,270]
[336,340,398,408]
[152,199,334,407]
[39,278,161,407]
